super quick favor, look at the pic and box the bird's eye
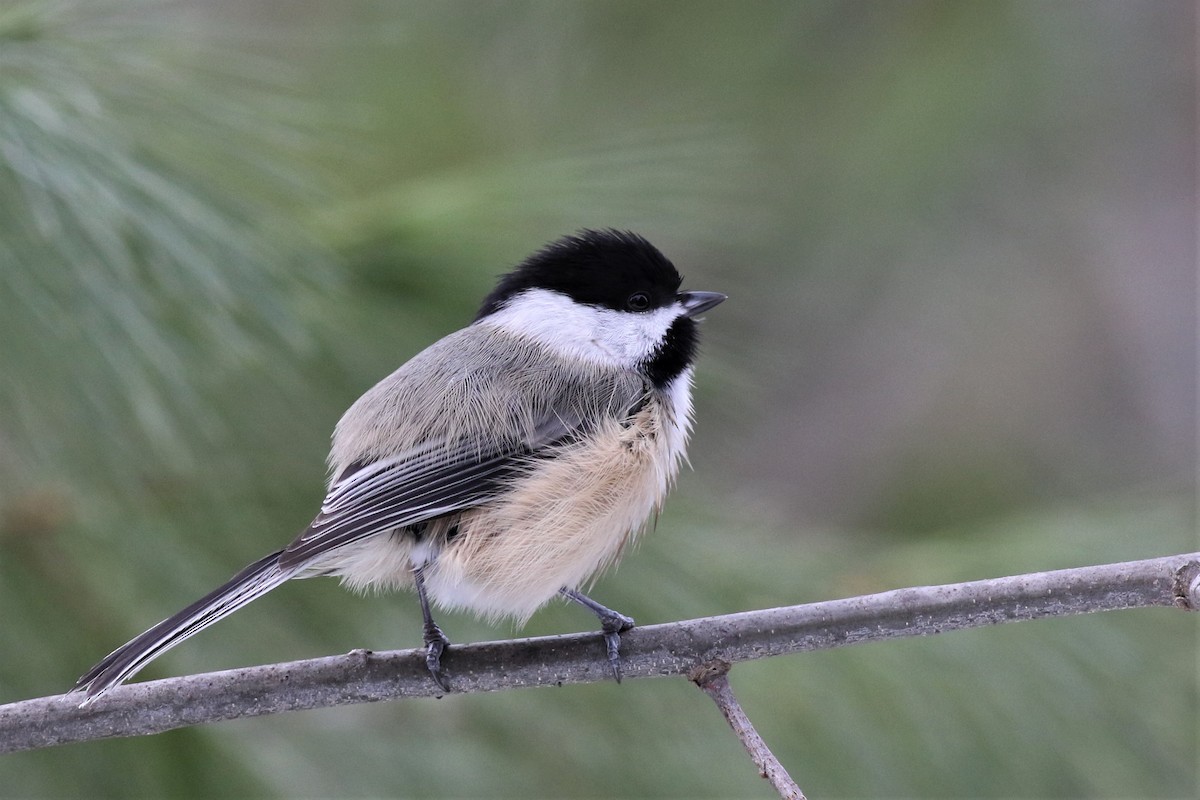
[626,292,651,311]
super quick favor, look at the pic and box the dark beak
[677,290,728,317]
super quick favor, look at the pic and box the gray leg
[560,588,635,682]
[413,564,450,693]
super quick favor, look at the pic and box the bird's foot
[559,587,635,683]
[423,622,451,693]
[598,609,636,682]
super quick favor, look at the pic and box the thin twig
[1,552,1197,754]
[691,660,805,800]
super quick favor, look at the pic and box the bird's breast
[425,379,693,622]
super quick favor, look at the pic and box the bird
[73,229,725,703]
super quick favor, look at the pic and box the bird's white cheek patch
[600,305,679,365]
[480,288,680,369]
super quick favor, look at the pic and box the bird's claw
[423,623,451,693]
[599,611,635,682]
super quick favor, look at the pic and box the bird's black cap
[476,229,683,320]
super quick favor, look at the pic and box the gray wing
[279,365,647,570]
[278,413,576,569]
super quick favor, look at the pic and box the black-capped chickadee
[74,229,725,703]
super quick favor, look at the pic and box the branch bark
[3,552,1197,755]
[691,660,806,800]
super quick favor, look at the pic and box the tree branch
[691,660,806,800]
[3,552,1197,755]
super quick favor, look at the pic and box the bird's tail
[73,549,297,704]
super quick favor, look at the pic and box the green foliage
[0,0,336,499]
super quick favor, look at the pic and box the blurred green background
[1,1,1195,797]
